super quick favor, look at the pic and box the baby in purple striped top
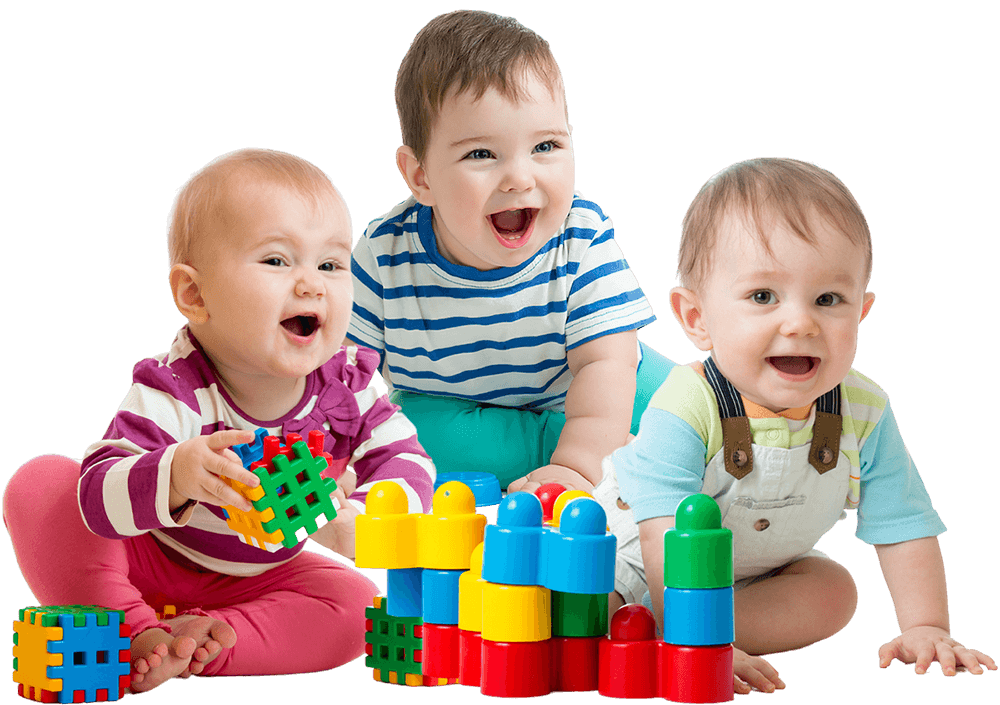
[4,149,435,693]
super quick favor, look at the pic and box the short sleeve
[348,231,386,361]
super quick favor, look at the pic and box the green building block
[551,591,608,637]
[663,494,733,589]
[364,596,424,684]
[253,440,339,549]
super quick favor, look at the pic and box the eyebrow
[449,128,570,150]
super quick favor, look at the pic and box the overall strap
[703,357,843,479]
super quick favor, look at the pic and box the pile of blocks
[221,429,340,551]
[13,605,130,703]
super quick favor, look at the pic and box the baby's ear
[860,292,875,322]
[670,287,713,351]
[396,146,435,206]
[169,264,208,325]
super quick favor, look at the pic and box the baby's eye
[751,290,777,305]
[262,257,287,267]
[318,261,342,272]
[533,140,559,154]
[816,293,843,306]
[464,148,495,160]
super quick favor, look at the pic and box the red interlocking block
[551,636,601,691]
[598,604,659,698]
[421,623,460,679]
[458,630,482,687]
[481,639,552,698]
[659,642,734,703]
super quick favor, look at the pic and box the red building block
[458,630,481,687]
[551,636,601,691]
[421,623,460,680]
[659,642,734,703]
[481,639,552,698]
[598,604,659,699]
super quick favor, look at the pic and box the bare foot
[129,614,235,691]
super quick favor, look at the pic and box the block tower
[659,494,734,703]
[478,490,615,697]
[220,429,340,551]
[356,481,486,686]
[13,605,130,703]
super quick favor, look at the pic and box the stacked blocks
[479,490,615,697]
[13,605,130,703]
[660,494,734,703]
[598,604,659,699]
[221,430,339,551]
[358,481,486,686]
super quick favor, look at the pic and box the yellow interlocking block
[12,613,64,695]
[417,482,486,570]
[481,583,551,642]
[458,543,485,632]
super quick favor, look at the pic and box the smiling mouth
[490,208,538,245]
[767,356,819,377]
[281,315,320,338]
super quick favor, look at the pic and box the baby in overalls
[594,158,995,694]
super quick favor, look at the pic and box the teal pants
[391,343,675,489]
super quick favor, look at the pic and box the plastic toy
[13,605,130,703]
[598,604,659,699]
[220,431,339,551]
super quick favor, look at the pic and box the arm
[508,329,637,493]
[875,537,995,675]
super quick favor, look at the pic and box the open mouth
[280,314,320,338]
[489,208,538,247]
[767,356,819,377]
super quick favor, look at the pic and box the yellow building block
[481,583,551,642]
[12,614,64,695]
[221,476,286,550]
[355,481,419,569]
[417,482,486,570]
[458,543,486,632]
[549,490,593,527]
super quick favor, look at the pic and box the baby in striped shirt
[348,10,674,495]
[4,149,434,693]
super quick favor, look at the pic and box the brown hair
[396,10,562,162]
[678,158,872,289]
[168,148,338,266]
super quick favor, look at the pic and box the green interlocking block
[253,440,339,549]
[551,591,608,637]
[365,596,424,683]
[663,493,733,589]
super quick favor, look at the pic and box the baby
[597,158,995,693]
[347,10,673,494]
[3,149,434,692]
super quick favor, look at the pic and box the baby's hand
[733,648,785,694]
[169,430,260,512]
[507,463,595,496]
[311,486,359,559]
[879,626,997,675]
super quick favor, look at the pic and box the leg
[392,391,564,489]
[734,556,858,655]
[189,550,379,676]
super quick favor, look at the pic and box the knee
[806,558,858,636]
[4,455,79,528]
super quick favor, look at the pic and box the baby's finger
[956,647,993,675]
[734,663,778,693]
[205,429,257,452]
[209,452,260,490]
[914,642,936,675]
[202,475,254,511]
[878,641,900,668]
[935,642,958,676]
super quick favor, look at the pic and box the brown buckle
[722,416,754,479]
[809,411,842,474]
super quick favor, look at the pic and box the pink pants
[3,455,379,676]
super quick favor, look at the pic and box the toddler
[3,149,434,692]
[347,10,673,494]
[596,158,995,693]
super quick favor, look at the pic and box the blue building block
[481,492,545,586]
[422,569,462,625]
[231,428,268,468]
[539,497,616,594]
[662,586,735,646]
[386,567,424,618]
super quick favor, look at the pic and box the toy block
[551,590,608,638]
[416,482,486,570]
[659,642,734,703]
[386,568,423,618]
[422,570,462,625]
[230,427,268,468]
[356,481,419,569]
[534,483,567,523]
[480,583,551,643]
[420,623,460,679]
[550,636,601,692]
[434,472,501,507]
[13,605,130,703]
[153,605,176,620]
[458,630,481,687]
[481,492,545,586]
[549,489,593,527]
[480,639,552,698]
[457,543,485,633]
[662,587,734,646]
[598,604,659,699]
[364,596,424,685]
[539,497,616,594]
[664,494,733,590]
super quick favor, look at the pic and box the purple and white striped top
[80,327,435,576]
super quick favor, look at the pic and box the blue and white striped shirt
[348,196,655,411]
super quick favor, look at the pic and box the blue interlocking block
[481,492,545,586]
[662,586,735,646]
[422,569,462,625]
[386,567,424,618]
[231,428,268,469]
[539,497,616,594]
